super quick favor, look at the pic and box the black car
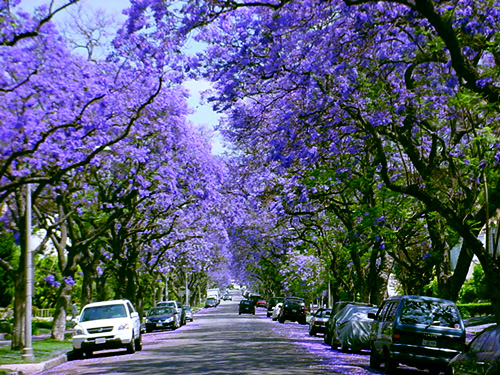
[145,306,179,332]
[369,295,466,374]
[278,297,307,324]
[447,324,500,375]
[267,297,284,318]
[238,299,256,315]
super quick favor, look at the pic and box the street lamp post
[22,183,34,361]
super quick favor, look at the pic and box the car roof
[384,295,456,304]
[82,299,130,308]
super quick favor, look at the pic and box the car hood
[78,317,130,328]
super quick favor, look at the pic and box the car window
[148,307,174,316]
[386,302,398,322]
[81,304,127,321]
[127,302,135,316]
[399,299,461,328]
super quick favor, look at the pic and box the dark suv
[278,297,307,325]
[368,295,466,374]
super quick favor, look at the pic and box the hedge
[457,303,492,318]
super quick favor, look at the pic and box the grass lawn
[0,339,71,365]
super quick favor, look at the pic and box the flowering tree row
[0,1,231,348]
[120,0,500,320]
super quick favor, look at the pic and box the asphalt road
[38,292,472,375]
[38,292,333,375]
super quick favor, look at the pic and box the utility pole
[22,184,34,361]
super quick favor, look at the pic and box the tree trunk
[11,269,25,350]
[50,282,73,341]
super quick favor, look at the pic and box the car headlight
[73,325,84,336]
[165,317,174,323]
[118,323,130,330]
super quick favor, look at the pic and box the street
[38,293,435,375]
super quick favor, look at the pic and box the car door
[127,302,140,338]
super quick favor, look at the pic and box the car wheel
[72,348,83,359]
[369,349,382,369]
[299,318,307,325]
[323,331,329,344]
[279,317,285,323]
[146,327,152,333]
[135,334,142,351]
[127,335,136,354]
[85,350,93,358]
[384,351,398,374]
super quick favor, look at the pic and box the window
[399,299,460,328]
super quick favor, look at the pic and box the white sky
[18,0,225,155]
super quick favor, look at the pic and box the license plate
[96,338,106,344]
[156,323,163,327]
[422,339,436,347]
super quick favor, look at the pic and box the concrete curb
[0,352,68,375]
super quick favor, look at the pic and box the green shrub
[457,302,492,318]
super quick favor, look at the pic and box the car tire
[85,350,93,358]
[299,318,307,325]
[369,346,382,369]
[384,351,398,374]
[126,335,136,354]
[279,317,285,324]
[72,348,83,359]
[135,334,142,351]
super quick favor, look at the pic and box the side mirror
[131,312,139,318]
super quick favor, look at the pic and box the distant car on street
[205,297,218,308]
[222,292,232,301]
[182,305,194,322]
[145,306,180,332]
[278,297,307,325]
[308,308,331,336]
[239,299,256,315]
[256,298,267,308]
[156,300,186,325]
[272,302,283,321]
[267,297,284,318]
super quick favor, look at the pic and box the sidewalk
[0,333,71,375]
[0,353,68,375]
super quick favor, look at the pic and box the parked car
[248,294,262,306]
[324,301,375,346]
[222,292,232,301]
[447,324,500,375]
[272,302,283,321]
[278,297,307,324]
[182,305,194,322]
[156,300,186,325]
[330,304,378,352]
[309,308,332,336]
[256,298,267,308]
[369,295,466,374]
[239,299,256,315]
[145,306,180,332]
[72,299,142,358]
[267,297,285,318]
[205,297,218,308]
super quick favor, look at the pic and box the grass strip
[0,339,71,364]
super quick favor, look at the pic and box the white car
[271,302,283,321]
[72,299,142,358]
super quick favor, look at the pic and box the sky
[18,0,225,155]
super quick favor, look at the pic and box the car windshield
[80,304,127,321]
[399,299,461,328]
[148,307,174,316]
